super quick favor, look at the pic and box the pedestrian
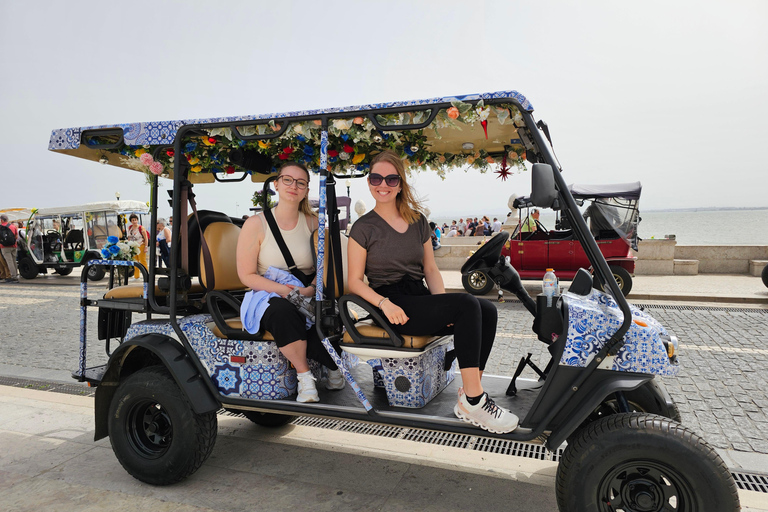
[457,218,466,235]
[492,217,502,233]
[126,214,149,279]
[156,219,171,268]
[347,150,518,434]
[0,214,20,283]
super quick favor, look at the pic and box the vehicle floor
[292,361,545,422]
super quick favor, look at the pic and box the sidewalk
[1,385,766,512]
[441,270,768,305]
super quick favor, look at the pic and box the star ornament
[495,153,511,181]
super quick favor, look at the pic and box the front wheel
[597,265,633,296]
[462,269,495,295]
[762,263,768,288]
[556,413,739,512]
[108,366,217,485]
[18,257,39,280]
[240,410,293,427]
[55,267,73,276]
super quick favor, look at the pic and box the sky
[1,0,766,224]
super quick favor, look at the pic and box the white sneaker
[454,391,519,434]
[296,372,319,403]
[326,368,345,390]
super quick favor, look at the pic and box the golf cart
[463,183,641,296]
[17,200,148,281]
[50,91,739,511]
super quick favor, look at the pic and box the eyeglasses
[368,173,401,187]
[278,175,309,190]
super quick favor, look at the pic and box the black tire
[240,410,293,427]
[86,258,106,281]
[18,257,39,280]
[108,366,217,485]
[556,413,739,512]
[585,379,682,425]
[462,269,494,295]
[55,267,73,276]
[762,263,768,288]
[597,265,633,296]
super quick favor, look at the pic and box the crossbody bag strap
[263,207,311,285]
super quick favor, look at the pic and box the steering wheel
[46,229,60,235]
[460,231,510,273]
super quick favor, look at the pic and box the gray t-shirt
[349,211,431,289]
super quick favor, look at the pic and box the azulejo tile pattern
[365,339,457,408]
[561,290,679,377]
[124,314,324,399]
[49,91,532,150]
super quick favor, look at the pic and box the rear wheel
[55,267,73,276]
[240,410,293,427]
[108,366,217,485]
[556,413,739,512]
[462,269,494,295]
[762,263,768,287]
[597,265,633,296]
[18,257,39,280]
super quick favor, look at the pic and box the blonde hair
[369,150,423,225]
[278,162,317,218]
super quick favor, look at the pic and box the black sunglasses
[368,173,401,187]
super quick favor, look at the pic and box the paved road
[1,279,767,457]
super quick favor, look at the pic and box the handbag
[262,207,315,287]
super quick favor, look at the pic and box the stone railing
[433,236,768,276]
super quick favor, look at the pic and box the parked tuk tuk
[463,182,641,296]
[49,90,739,511]
[17,200,148,280]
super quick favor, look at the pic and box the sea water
[432,208,768,246]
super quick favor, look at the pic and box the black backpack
[0,224,15,247]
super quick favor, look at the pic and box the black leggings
[260,297,339,370]
[375,279,497,370]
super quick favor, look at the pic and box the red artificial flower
[225,166,235,174]
[343,144,354,153]
[282,147,294,154]
[208,137,217,144]
[328,149,339,157]
[279,153,289,160]
[166,149,175,157]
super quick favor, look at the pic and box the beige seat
[341,319,440,349]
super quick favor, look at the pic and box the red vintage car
[462,182,641,296]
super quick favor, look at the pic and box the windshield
[583,197,640,251]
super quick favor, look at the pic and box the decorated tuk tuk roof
[36,200,150,216]
[48,90,537,184]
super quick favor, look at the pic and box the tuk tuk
[462,182,641,296]
[49,90,739,511]
[17,200,148,281]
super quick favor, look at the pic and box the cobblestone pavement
[1,281,767,455]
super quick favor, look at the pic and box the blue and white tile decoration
[124,314,338,399]
[49,91,533,151]
[561,290,679,377]
[365,340,457,408]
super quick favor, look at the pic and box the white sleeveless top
[257,213,315,276]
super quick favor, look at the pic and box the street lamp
[115,192,120,201]
[345,179,351,198]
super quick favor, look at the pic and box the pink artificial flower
[149,161,164,175]
[139,153,154,165]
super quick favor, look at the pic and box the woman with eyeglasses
[236,162,345,403]
[347,150,518,434]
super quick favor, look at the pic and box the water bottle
[542,268,557,307]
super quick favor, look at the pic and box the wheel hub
[623,478,662,511]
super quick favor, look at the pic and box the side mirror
[530,163,557,208]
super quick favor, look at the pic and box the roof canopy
[48,91,539,184]
[35,200,149,216]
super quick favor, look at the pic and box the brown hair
[277,162,317,218]
[369,150,423,224]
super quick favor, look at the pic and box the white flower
[332,119,353,131]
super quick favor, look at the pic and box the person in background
[156,219,171,268]
[126,214,149,279]
[492,217,502,233]
[429,221,442,250]
[348,150,518,434]
[0,214,19,283]
[457,218,466,235]
[521,209,540,232]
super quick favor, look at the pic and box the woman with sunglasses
[236,162,345,403]
[347,150,518,434]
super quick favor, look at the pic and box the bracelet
[377,297,390,309]
[309,283,317,291]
